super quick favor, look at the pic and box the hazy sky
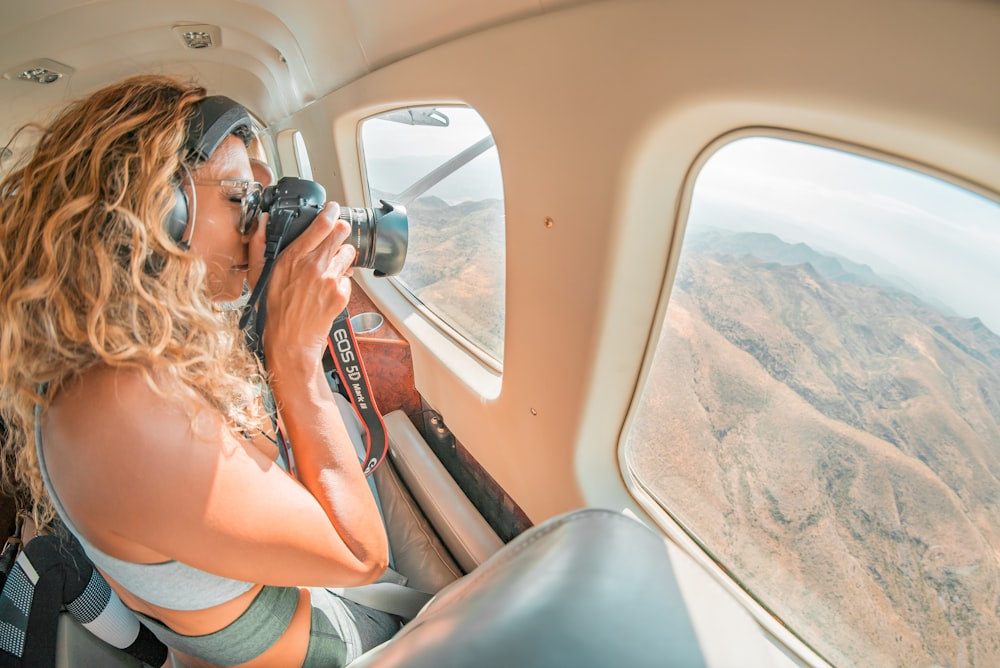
[359,106,503,203]
[690,137,1000,333]
[362,114,1000,332]
[361,106,493,160]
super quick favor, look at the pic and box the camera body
[260,176,408,276]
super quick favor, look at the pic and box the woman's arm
[42,204,389,587]
[43,364,386,588]
[259,201,391,577]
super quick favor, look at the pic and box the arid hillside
[628,229,1000,667]
[374,192,505,359]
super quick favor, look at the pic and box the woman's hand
[256,203,357,366]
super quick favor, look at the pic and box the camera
[260,176,408,276]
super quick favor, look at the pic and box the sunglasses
[194,179,263,234]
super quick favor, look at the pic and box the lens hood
[370,200,408,277]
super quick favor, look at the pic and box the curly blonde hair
[0,74,270,526]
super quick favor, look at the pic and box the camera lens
[338,202,408,276]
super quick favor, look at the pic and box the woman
[0,75,400,666]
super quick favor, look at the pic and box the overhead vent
[3,58,74,84]
[173,24,221,49]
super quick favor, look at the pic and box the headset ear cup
[165,184,190,245]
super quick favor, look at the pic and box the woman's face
[186,135,256,302]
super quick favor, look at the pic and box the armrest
[383,410,504,572]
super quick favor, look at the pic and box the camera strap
[325,309,388,476]
[239,212,386,476]
[238,209,293,341]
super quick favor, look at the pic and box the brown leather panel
[348,281,421,424]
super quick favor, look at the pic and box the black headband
[183,95,254,163]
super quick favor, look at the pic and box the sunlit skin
[184,141,270,302]
[39,137,383,668]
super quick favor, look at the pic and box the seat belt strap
[334,582,433,620]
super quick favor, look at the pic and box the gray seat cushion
[351,508,706,667]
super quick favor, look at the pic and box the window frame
[356,104,507,375]
[619,126,1000,665]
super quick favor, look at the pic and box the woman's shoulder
[52,364,194,430]
[42,364,227,560]
[43,365,206,510]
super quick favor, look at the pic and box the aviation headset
[164,96,255,246]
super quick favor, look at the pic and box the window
[359,106,505,363]
[292,132,313,180]
[275,129,313,179]
[625,136,1000,667]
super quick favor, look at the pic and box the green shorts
[136,586,401,667]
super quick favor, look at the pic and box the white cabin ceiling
[0,0,590,140]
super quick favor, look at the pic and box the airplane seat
[55,612,143,668]
[371,452,464,592]
[349,507,708,668]
[375,409,505,578]
[342,399,505,592]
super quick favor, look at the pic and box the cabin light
[20,67,62,84]
[2,59,74,84]
[173,24,221,50]
[181,31,213,48]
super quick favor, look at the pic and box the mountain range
[628,227,1000,667]
[383,193,505,360]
